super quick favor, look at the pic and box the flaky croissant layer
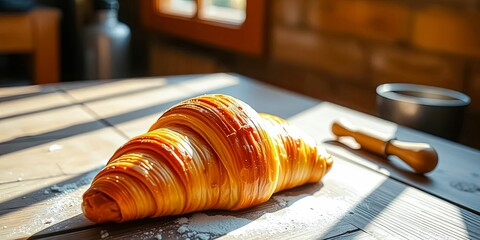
[82,94,333,223]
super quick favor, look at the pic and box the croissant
[82,94,333,223]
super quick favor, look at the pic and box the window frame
[140,0,266,55]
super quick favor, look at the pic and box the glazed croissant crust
[82,94,333,223]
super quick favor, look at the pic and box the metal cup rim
[376,83,471,107]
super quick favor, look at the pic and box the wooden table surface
[0,73,479,240]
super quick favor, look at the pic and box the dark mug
[376,83,470,141]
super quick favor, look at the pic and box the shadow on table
[3,75,477,239]
[320,137,479,239]
[29,183,324,239]
[0,74,318,156]
[0,80,165,121]
[0,168,100,219]
[325,140,433,185]
[0,79,114,103]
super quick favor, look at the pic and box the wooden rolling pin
[331,120,438,174]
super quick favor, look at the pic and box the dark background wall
[1,0,479,149]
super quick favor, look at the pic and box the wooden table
[0,73,479,239]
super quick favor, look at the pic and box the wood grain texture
[289,102,480,214]
[0,74,478,239]
[0,173,96,239]
[10,158,478,239]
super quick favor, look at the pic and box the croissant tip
[325,155,333,173]
[316,145,333,174]
[82,190,122,223]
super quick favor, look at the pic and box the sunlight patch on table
[0,181,92,240]
[287,102,398,142]
[114,114,161,138]
[178,73,240,94]
[64,78,168,102]
[84,74,241,129]
[0,127,123,183]
[363,187,470,239]
[0,85,54,98]
[0,105,103,142]
[0,91,72,119]
[216,159,389,239]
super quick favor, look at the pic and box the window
[200,0,246,25]
[141,0,265,55]
[158,0,196,17]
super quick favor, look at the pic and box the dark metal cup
[376,83,471,141]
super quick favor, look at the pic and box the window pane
[158,0,196,17]
[200,0,246,25]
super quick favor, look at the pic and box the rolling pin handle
[332,120,387,156]
[385,140,438,174]
[331,120,439,174]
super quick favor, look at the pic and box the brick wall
[271,0,480,112]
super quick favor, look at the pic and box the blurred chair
[0,7,60,84]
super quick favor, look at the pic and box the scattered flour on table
[187,213,251,235]
[100,230,109,238]
[124,229,162,240]
[173,194,349,239]
[177,217,189,224]
[177,225,189,234]
[8,170,99,239]
[176,213,251,239]
[48,144,63,152]
[195,233,211,240]
[228,194,347,238]
[50,183,79,193]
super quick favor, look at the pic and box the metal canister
[84,0,130,80]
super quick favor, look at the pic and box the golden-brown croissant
[82,94,333,223]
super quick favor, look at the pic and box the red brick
[371,46,465,91]
[412,7,480,57]
[272,0,305,28]
[307,0,410,42]
[271,26,368,80]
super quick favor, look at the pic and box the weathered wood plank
[1,75,479,240]
[66,73,318,139]
[10,158,477,240]
[0,84,56,101]
[58,77,169,103]
[0,105,105,143]
[0,172,96,239]
[0,84,128,185]
[0,91,71,119]
[288,102,480,214]
[0,126,126,183]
